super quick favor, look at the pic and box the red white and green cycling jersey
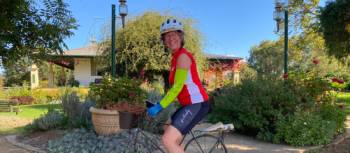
[169,48,209,106]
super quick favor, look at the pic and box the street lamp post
[119,0,128,28]
[111,4,116,77]
[111,0,128,77]
[274,0,288,79]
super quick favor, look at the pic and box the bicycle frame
[132,127,198,153]
[133,101,228,153]
[132,113,226,153]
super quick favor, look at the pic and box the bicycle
[131,101,234,153]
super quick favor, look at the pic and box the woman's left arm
[159,54,191,108]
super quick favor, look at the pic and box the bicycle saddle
[199,122,234,132]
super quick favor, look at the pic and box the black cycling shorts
[170,102,210,135]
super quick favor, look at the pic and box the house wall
[30,64,40,89]
[203,59,242,89]
[74,58,101,86]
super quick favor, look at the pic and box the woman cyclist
[147,18,210,153]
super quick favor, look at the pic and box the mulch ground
[16,130,64,152]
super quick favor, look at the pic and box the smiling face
[162,31,182,52]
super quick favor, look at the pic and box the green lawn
[0,104,62,119]
[0,104,62,135]
[336,92,350,114]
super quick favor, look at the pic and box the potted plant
[113,77,146,129]
[89,75,121,135]
[89,76,146,135]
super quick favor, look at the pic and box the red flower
[312,58,319,65]
[128,92,136,97]
[332,77,345,84]
[337,79,345,84]
[332,77,338,82]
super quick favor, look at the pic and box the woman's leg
[162,125,184,153]
[164,102,210,153]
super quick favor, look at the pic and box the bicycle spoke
[184,134,227,153]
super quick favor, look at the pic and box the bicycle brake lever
[145,100,155,108]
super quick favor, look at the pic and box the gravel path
[0,137,33,153]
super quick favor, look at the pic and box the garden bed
[16,130,64,151]
[12,127,350,153]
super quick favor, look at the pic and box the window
[32,74,36,84]
[91,58,97,76]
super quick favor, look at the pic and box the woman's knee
[163,131,177,143]
[162,133,173,146]
[162,126,182,146]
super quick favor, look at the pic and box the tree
[248,29,350,78]
[248,40,284,76]
[248,0,350,78]
[98,12,205,83]
[288,0,320,32]
[319,0,350,60]
[3,57,30,86]
[0,0,77,67]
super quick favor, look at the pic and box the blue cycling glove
[147,102,163,117]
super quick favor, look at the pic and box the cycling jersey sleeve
[159,68,188,108]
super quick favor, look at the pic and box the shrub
[79,98,95,129]
[330,82,348,91]
[67,78,80,87]
[32,111,64,131]
[317,101,347,134]
[89,75,146,110]
[10,96,35,105]
[275,111,336,146]
[208,73,346,146]
[61,91,95,129]
[7,86,31,97]
[62,92,81,127]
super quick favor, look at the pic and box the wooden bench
[0,100,13,112]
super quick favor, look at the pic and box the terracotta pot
[89,107,120,136]
[116,103,145,129]
[119,111,142,129]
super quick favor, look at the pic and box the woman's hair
[161,30,185,48]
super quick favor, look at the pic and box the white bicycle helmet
[160,18,184,35]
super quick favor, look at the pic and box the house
[47,43,102,86]
[203,54,243,88]
[41,44,243,87]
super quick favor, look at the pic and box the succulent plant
[62,92,81,121]
[48,128,161,153]
[32,111,64,130]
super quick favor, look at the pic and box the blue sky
[0,0,327,75]
[64,0,326,59]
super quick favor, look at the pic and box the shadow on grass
[0,104,62,136]
[0,124,31,136]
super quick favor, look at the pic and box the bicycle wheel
[184,134,227,153]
